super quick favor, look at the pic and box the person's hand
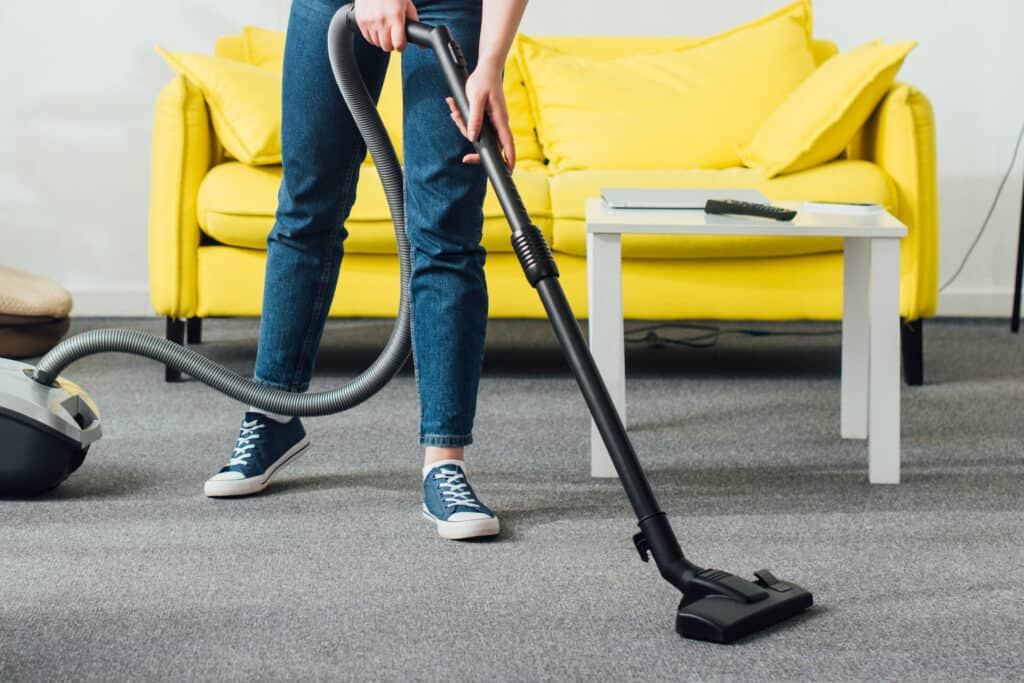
[445,62,516,170]
[353,0,419,52]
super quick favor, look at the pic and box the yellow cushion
[504,37,544,163]
[811,40,839,66]
[516,35,836,68]
[238,26,404,164]
[505,32,833,165]
[739,40,917,177]
[242,26,285,70]
[156,47,281,165]
[214,34,248,63]
[196,162,552,254]
[549,160,897,259]
[516,2,817,172]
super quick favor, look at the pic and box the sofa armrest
[849,83,939,318]
[147,75,217,318]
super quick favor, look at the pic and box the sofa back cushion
[516,0,819,172]
[214,34,248,63]
[242,26,286,70]
[156,48,283,165]
[229,26,407,164]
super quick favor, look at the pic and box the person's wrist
[475,53,505,76]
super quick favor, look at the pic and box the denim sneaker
[422,460,500,540]
[204,412,310,498]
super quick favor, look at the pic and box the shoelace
[434,467,480,509]
[228,419,265,467]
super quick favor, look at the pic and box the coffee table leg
[842,238,869,440]
[869,237,901,484]
[587,231,624,478]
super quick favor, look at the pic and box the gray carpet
[2,317,1023,681]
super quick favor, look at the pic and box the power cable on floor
[939,117,1024,292]
[624,322,840,350]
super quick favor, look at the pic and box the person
[202,0,528,541]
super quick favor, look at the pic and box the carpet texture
[2,317,1022,681]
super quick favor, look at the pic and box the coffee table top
[585,198,907,239]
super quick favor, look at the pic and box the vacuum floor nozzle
[675,569,813,643]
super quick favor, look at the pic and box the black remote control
[705,199,797,222]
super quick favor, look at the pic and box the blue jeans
[255,0,487,448]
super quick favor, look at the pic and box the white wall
[1,0,1020,317]
[0,1,291,315]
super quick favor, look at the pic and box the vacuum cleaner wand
[369,8,814,642]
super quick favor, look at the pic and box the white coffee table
[585,197,908,484]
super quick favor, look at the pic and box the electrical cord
[624,322,840,350]
[939,117,1024,293]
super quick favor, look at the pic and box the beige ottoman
[0,265,73,358]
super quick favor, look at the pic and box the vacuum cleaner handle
[341,7,527,234]
[340,8,473,131]
[341,12,475,130]
[404,21,522,223]
[403,20,469,106]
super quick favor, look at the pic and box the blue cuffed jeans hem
[253,374,308,394]
[420,433,473,448]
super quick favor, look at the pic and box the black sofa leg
[901,318,924,386]
[187,317,203,345]
[1012,170,1024,331]
[165,317,185,383]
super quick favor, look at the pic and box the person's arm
[446,0,529,168]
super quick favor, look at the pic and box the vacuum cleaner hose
[31,7,411,417]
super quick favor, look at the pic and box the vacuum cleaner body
[0,358,101,494]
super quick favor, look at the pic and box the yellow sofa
[148,19,938,383]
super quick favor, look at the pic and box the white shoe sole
[422,506,500,540]
[204,436,311,498]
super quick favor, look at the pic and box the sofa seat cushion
[550,160,897,259]
[197,162,552,254]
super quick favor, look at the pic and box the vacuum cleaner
[0,5,812,643]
